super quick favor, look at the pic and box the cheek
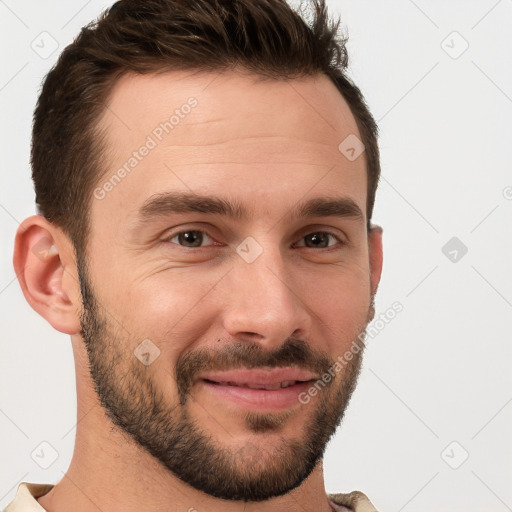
[303,267,371,349]
[116,269,223,352]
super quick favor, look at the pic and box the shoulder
[3,482,54,512]
[328,489,380,512]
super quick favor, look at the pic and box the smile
[198,367,317,411]
[206,380,299,390]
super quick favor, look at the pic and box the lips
[199,367,317,388]
[208,380,299,390]
[198,367,317,411]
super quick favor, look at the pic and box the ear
[367,223,383,322]
[13,215,82,335]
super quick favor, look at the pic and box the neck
[37,417,333,512]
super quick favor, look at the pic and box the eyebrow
[135,191,365,225]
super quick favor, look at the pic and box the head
[14,0,383,503]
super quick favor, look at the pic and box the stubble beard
[76,254,369,502]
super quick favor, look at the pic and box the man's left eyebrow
[292,196,364,223]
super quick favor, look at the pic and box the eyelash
[163,229,345,251]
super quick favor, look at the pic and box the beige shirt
[3,482,379,512]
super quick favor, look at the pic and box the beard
[76,252,370,502]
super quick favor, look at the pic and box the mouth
[204,379,301,390]
[198,367,317,411]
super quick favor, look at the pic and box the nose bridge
[221,236,309,344]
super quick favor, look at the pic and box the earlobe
[13,216,82,335]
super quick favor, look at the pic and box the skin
[13,68,383,512]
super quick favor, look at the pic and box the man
[7,0,383,511]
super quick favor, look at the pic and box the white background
[1,1,511,510]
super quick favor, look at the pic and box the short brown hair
[32,0,380,259]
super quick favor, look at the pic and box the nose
[219,240,312,348]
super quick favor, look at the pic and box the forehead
[100,68,360,135]
[92,69,367,231]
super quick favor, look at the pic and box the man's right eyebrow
[135,192,248,223]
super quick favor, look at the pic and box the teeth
[214,380,298,390]
[247,383,268,389]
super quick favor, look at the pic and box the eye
[295,231,343,250]
[166,230,216,248]
[163,229,344,250]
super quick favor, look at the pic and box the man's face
[78,69,378,501]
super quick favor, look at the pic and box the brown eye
[297,232,342,249]
[167,230,214,248]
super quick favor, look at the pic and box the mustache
[175,338,334,404]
